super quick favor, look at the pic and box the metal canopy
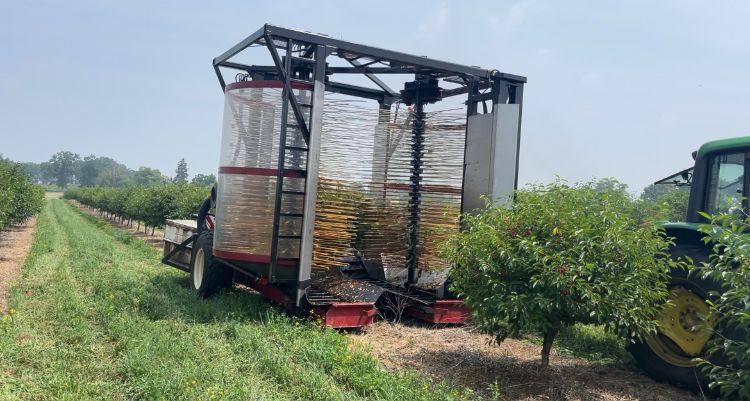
[213,23,526,104]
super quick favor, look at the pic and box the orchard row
[64,184,210,232]
[0,160,44,230]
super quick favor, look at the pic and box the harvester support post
[296,45,328,306]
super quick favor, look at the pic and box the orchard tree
[443,180,675,366]
[653,187,689,221]
[191,173,216,187]
[174,158,189,183]
[133,167,165,187]
[46,151,80,189]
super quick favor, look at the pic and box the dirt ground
[351,321,705,401]
[0,217,37,314]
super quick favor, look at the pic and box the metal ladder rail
[268,38,315,282]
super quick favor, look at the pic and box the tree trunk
[151,227,155,235]
[137,221,140,231]
[541,330,557,367]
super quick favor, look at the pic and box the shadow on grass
[133,272,279,325]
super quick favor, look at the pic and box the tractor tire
[628,244,723,392]
[190,232,232,297]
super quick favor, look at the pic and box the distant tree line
[18,152,216,189]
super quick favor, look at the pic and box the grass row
[0,199,477,401]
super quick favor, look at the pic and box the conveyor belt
[305,286,348,306]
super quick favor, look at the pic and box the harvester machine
[162,24,525,328]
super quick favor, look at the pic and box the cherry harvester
[162,24,526,328]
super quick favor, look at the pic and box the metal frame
[212,24,527,304]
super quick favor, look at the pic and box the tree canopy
[174,158,189,183]
[443,180,675,366]
[45,151,81,189]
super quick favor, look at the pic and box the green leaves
[697,213,750,399]
[442,179,674,364]
[0,160,44,230]
[64,184,209,229]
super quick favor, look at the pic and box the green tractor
[628,136,748,390]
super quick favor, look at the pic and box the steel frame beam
[214,24,519,80]
[296,45,328,305]
[347,59,398,97]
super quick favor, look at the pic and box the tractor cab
[655,136,750,223]
[686,139,750,222]
[629,136,750,391]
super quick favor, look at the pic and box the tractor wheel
[628,244,722,392]
[190,232,232,297]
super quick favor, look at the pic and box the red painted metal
[231,272,374,329]
[313,302,376,329]
[213,249,299,267]
[247,277,294,310]
[218,166,306,178]
[406,300,470,324]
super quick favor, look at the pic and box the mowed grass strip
[0,200,477,401]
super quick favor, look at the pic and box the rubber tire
[190,232,232,297]
[627,244,722,392]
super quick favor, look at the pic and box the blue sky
[2,1,749,193]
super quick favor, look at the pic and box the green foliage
[45,151,81,189]
[594,177,630,196]
[19,161,42,183]
[78,155,133,187]
[638,185,690,222]
[191,173,217,187]
[174,158,189,183]
[641,183,673,202]
[97,166,130,187]
[696,212,750,400]
[64,184,209,229]
[442,180,674,365]
[133,166,166,187]
[0,160,45,230]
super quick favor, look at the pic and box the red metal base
[247,276,295,310]
[405,300,470,324]
[314,303,377,329]
[237,273,375,329]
